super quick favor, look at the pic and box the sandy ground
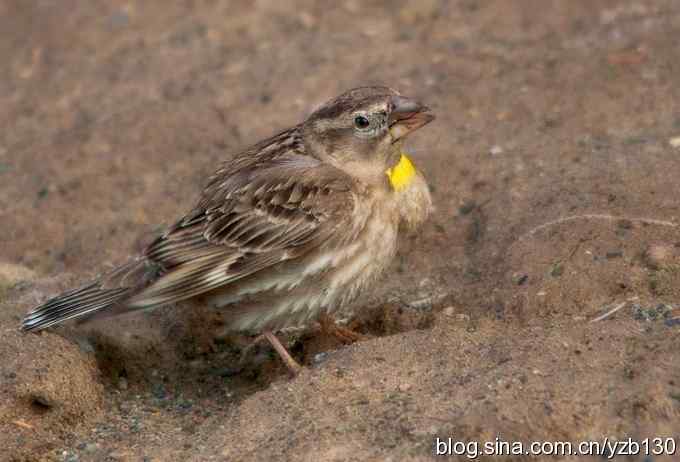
[2,1,680,461]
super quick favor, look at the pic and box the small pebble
[605,250,623,259]
[75,338,95,354]
[632,303,672,322]
[632,304,646,320]
[443,306,455,317]
[489,145,504,155]
[108,451,128,460]
[665,317,680,327]
[656,303,672,317]
[617,219,634,230]
[313,352,328,364]
[32,394,55,408]
[669,136,680,148]
[406,297,434,311]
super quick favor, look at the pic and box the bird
[21,86,435,374]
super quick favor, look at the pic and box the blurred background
[2,1,680,461]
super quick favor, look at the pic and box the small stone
[398,383,412,392]
[632,303,646,320]
[617,219,634,230]
[117,377,128,391]
[107,451,128,460]
[75,338,95,354]
[406,297,434,311]
[31,393,55,408]
[313,352,328,365]
[489,145,504,155]
[443,306,455,317]
[514,274,529,285]
[669,136,680,148]
[665,317,680,327]
[656,303,672,317]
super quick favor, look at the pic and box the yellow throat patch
[386,153,417,191]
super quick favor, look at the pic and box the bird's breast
[205,195,400,332]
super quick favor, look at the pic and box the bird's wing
[126,154,363,308]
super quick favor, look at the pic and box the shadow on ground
[1,1,680,461]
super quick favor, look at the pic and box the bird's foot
[240,331,301,376]
[318,313,366,344]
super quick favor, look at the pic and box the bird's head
[302,86,435,183]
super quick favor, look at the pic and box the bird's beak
[388,95,435,143]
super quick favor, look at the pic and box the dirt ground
[2,1,680,461]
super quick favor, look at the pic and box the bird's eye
[354,115,370,129]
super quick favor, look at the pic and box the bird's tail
[21,257,158,332]
[21,283,131,331]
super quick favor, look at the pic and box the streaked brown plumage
[22,86,434,373]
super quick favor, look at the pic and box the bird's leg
[318,313,366,344]
[264,331,302,375]
[239,331,302,375]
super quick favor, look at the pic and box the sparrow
[22,86,435,374]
